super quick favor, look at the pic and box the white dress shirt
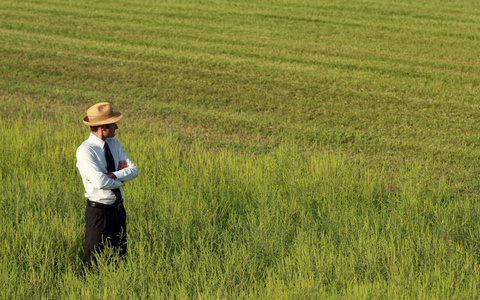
[76,133,138,204]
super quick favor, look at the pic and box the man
[76,102,138,271]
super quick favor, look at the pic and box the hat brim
[83,112,123,126]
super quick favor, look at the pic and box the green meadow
[2,0,480,298]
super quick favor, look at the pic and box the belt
[87,200,123,210]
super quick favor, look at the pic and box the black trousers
[83,204,127,269]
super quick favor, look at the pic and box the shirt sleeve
[112,142,138,182]
[76,146,122,190]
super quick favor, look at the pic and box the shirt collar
[88,132,106,149]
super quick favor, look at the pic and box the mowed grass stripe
[2,0,479,78]
[2,9,479,103]
[2,0,479,52]
[3,24,479,104]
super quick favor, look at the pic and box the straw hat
[83,102,123,126]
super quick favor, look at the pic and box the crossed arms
[76,144,138,191]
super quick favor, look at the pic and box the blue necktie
[104,142,122,204]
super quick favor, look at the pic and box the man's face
[103,123,118,138]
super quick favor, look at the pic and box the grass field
[2,0,480,298]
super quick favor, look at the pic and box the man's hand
[105,161,128,180]
[118,160,128,171]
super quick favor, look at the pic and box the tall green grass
[1,115,479,298]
